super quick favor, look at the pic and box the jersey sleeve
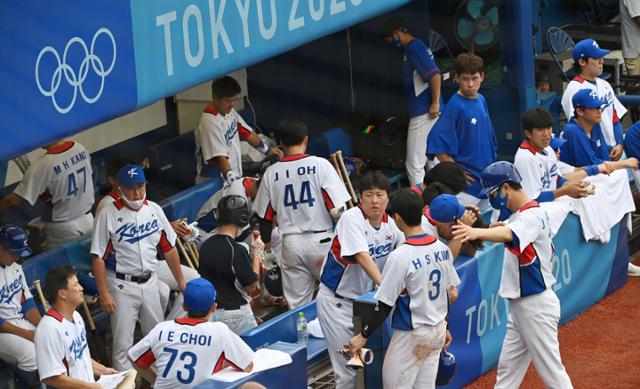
[374,250,407,307]
[221,325,255,370]
[514,152,543,199]
[560,125,605,166]
[561,82,579,120]
[445,258,461,288]
[234,110,254,141]
[628,0,640,16]
[34,320,67,380]
[426,104,459,159]
[233,244,258,287]
[252,173,275,221]
[406,43,440,82]
[13,160,49,206]
[507,211,544,251]
[200,115,229,162]
[155,204,177,253]
[320,160,352,211]
[18,267,36,313]
[557,160,575,177]
[336,211,369,257]
[128,331,157,369]
[90,209,112,259]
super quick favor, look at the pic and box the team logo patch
[471,117,477,125]
[127,168,138,178]
[0,275,24,304]
[115,219,160,243]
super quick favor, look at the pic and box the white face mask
[120,189,145,210]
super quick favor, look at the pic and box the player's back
[137,319,253,389]
[258,154,336,234]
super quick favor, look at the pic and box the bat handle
[81,299,97,331]
[33,279,49,311]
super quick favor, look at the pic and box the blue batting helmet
[0,224,32,257]
[435,350,456,385]
[478,161,522,197]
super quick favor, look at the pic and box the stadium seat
[546,26,610,82]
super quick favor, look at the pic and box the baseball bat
[330,152,354,209]
[185,239,200,268]
[33,279,49,311]
[80,299,109,365]
[336,150,358,206]
[176,237,195,269]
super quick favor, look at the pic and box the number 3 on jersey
[162,347,197,384]
[66,166,87,198]
[284,180,315,209]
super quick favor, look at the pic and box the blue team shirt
[426,93,497,197]
[560,118,610,166]
[623,121,640,159]
[403,39,443,118]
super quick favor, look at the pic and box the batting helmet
[478,161,522,197]
[435,350,456,386]
[0,224,32,257]
[217,195,251,226]
[264,265,284,297]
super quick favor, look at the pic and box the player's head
[378,16,410,48]
[423,161,468,201]
[359,171,390,221]
[522,108,553,152]
[572,39,608,78]
[479,161,523,212]
[116,164,148,209]
[278,118,308,148]
[217,195,251,227]
[0,224,31,266]
[211,76,241,114]
[572,88,604,125]
[454,52,484,98]
[183,278,218,318]
[44,265,84,307]
[429,194,465,240]
[106,155,135,190]
[390,189,423,231]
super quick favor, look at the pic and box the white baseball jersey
[514,142,571,199]
[195,106,253,178]
[196,177,254,221]
[14,141,94,222]
[375,234,460,329]
[501,201,556,299]
[35,309,94,382]
[128,318,254,389]
[0,262,34,322]
[561,76,627,147]
[319,207,404,299]
[91,198,177,275]
[252,154,351,234]
[93,191,118,216]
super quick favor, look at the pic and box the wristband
[256,140,269,155]
[585,165,599,176]
[224,170,238,186]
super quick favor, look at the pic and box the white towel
[307,318,325,339]
[571,169,635,243]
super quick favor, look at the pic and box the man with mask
[90,164,186,370]
[378,17,443,186]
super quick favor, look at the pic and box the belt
[218,302,249,311]
[115,272,151,284]
[313,229,331,234]
[334,292,354,302]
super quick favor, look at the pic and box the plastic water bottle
[297,312,308,345]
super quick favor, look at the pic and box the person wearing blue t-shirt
[427,53,497,209]
[379,17,444,186]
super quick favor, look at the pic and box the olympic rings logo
[35,28,116,114]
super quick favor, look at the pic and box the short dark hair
[212,76,241,99]
[106,156,135,179]
[359,171,390,193]
[422,181,454,206]
[424,161,468,194]
[390,189,423,226]
[504,181,522,190]
[521,108,553,132]
[278,118,308,146]
[572,60,584,75]
[187,308,210,318]
[44,265,77,304]
[378,16,406,39]
[455,52,484,75]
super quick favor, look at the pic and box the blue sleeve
[0,316,5,327]
[426,104,459,159]
[624,123,640,158]
[21,298,36,315]
[560,126,605,166]
[535,191,555,203]
[406,43,440,82]
[613,121,624,146]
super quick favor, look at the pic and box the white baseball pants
[406,113,439,186]
[44,212,93,249]
[495,289,573,389]
[156,261,200,320]
[0,318,37,372]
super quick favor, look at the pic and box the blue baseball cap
[0,224,32,257]
[550,136,566,151]
[572,39,609,62]
[430,194,465,223]
[116,164,148,187]
[183,278,217,311]
[572,89,606,110]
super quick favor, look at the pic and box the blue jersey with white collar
[402,39,443,118]
[560,118,610,166]
[623,121,640,159]
[426,93,497,197]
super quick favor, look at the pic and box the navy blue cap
[0,224,32,257]
[430,194,465,223]
[116,164,148,187]
[550,136,566,151]
[572,39,609,62]
[183,278,217,311]
[572,89,606,110]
